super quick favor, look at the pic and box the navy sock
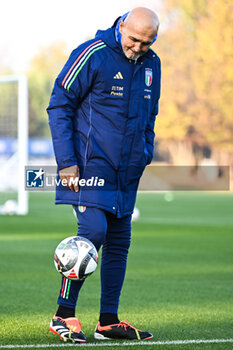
[99,313,120,326]
[56,305,75,319]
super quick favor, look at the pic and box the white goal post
[0,75,28,215]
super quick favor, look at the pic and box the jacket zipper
[78,93,92,206]
[115,60,137,216]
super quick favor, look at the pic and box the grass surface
[0,192,232,349]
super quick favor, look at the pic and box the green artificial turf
[0,191,232,349]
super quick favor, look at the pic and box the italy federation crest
[78,206,86,213]
[145,68,153,87]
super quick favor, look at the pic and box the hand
[59,165,80,192]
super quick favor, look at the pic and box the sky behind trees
[0,0,159,71]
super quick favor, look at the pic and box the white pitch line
[0,338,233,348]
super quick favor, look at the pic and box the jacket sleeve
[47,43,97,170]
[145,56,161,165]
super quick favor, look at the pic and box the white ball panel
[85,257,98,275]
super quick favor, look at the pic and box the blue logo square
[26,169,45,188]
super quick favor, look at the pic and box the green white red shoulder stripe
[62,40,106,91]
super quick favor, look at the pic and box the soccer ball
[54,236,98,281]
[164,192,174,202]
[2,200,17,215]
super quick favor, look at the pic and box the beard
[123,47,146,61]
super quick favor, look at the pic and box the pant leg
[100,213,132,314]
[57,206,107,308]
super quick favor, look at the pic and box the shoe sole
[49,326,86,344]
[94,332,111,340]
[94,331,153,341]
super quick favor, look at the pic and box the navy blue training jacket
[47,19,161,218]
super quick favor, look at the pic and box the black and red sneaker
[94,320,153,340]
[49,315,86,343]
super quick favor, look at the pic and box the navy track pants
[57,206,131,314]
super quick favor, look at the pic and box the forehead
[124,21,155,42]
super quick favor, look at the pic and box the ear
[119,20,124,34]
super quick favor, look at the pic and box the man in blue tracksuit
[47,7,161,343]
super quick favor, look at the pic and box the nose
[133,42,142,53]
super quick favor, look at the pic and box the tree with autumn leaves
[155,0,233,164]
[27,42,68,136]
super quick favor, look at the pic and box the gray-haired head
[120,7,160,60]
